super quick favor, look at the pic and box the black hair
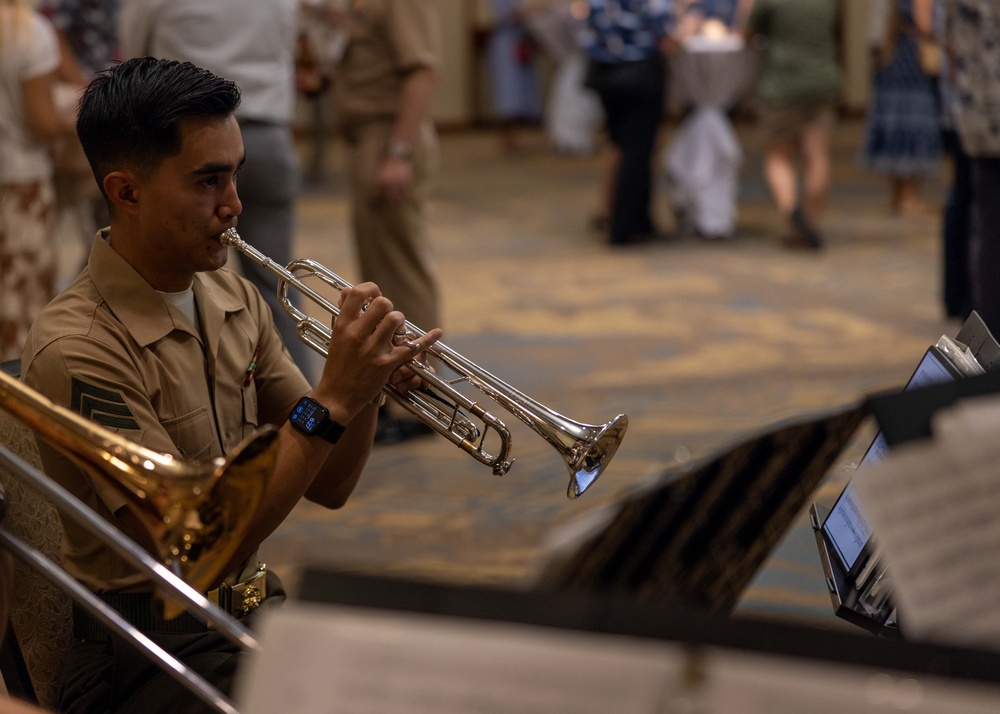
[76,57,242,204]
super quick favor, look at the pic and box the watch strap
[315,417,346,445]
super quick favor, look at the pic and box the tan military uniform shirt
[21,231,309,592]
[332,0,441,123]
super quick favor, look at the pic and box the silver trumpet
[222,228,628,498]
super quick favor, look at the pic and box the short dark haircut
[77,57,242,204]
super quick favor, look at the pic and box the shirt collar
[88,229,246,348]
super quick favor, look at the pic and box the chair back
[0,360,73,710]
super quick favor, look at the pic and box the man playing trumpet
[20,56,441,713]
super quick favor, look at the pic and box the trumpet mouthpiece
[220,228,241,247]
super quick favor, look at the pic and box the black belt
[73,565,271,641]
[73,594,208,641]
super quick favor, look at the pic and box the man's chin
[206,242,230,271]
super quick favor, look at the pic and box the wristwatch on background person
[387,139,414,161]
[289,396,346,444]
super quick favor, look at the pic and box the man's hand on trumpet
[317,282,441,426]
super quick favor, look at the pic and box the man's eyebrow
[193,156,246,175]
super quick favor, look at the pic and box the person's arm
[21,71,76,142]
[912,0,934,36]
[732,0,756,32]
[377,64,439,202]
[740,0,762,41]
[52,29,88,85]
[20,14,75,142]
[227,283,442,566]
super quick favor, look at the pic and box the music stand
[531,401,869,611]
[812,311,1000,636]
[293,568,1000,686]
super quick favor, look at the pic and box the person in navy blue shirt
[578,0,674,245]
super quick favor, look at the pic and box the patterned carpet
[239,117,954,630]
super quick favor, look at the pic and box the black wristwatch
[289,396,346,444]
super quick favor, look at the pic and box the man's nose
[220,181,242,219]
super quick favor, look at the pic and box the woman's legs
[891,176,933,216]
[764,134,823,249]
[800,120,831,223]
[591,145,620,231]
[763,139,797,216]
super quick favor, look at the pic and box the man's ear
[103,171,140,214]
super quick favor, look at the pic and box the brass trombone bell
[0,368,276,618]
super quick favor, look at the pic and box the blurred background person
[119,0,318,379]
[293,22,334,186]
[578,0,674,246]
[525,1,604,155]
[38,0,120,83]
[943,0,1000,332]
[860,0,942,217]
[487,0,543,155]
[37,0,120,273]
[920,0,972,320]
[745,0,842,250]
[326,0,442,444]
[0,0,76,362]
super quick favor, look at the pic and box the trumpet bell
[567,414,628,499]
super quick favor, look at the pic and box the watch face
[291,398,327,434]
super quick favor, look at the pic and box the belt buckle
[208,563,267,618]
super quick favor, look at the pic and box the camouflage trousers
[0,181,56,363]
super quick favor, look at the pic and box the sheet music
[235,602,1000,713]
[853,395,1000,648]
[237,603,686,714]
[935,335,986,378]
[706,650,1000,713]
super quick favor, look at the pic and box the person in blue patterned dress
[578,0,674,245]
[860,0,943,217]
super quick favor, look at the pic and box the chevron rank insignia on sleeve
[70,376,141,431]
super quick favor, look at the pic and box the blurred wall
[840,0,874,112]
[433,0,477,126]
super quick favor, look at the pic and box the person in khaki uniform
[20,57,441,713]
[329,0,442,443]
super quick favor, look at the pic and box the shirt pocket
[162,406,217,461]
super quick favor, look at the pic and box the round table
[664,35,760,239]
